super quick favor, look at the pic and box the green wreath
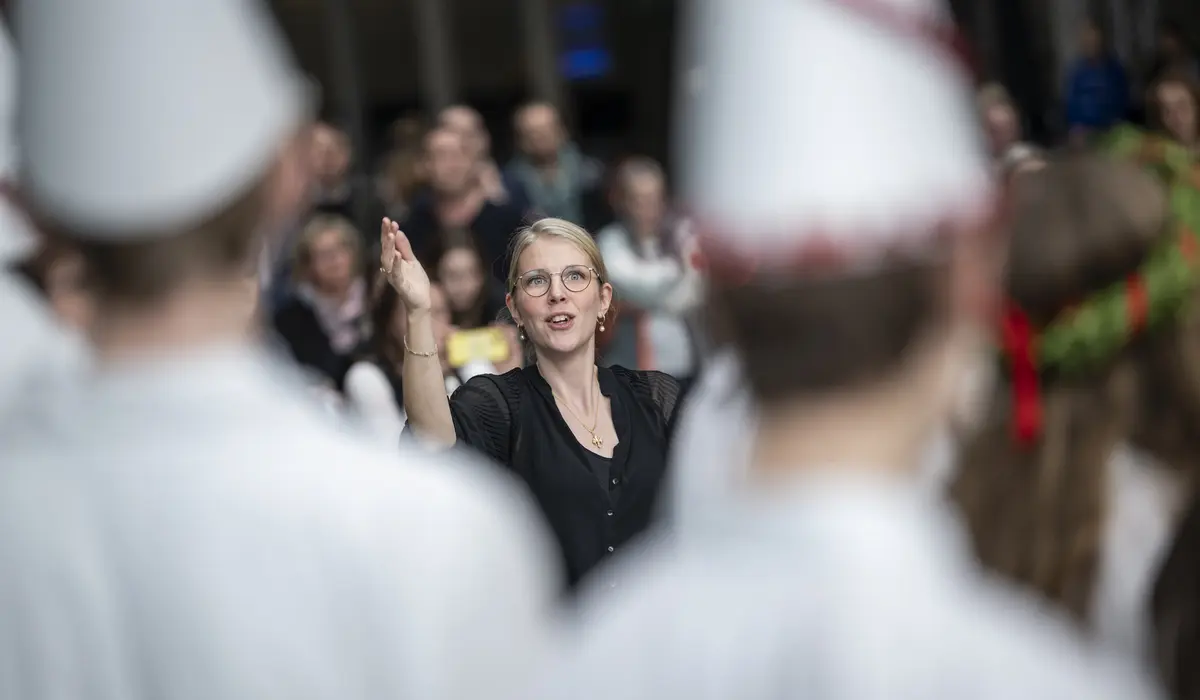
[1028,124,1200,375]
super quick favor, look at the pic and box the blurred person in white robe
[0,1,557,699]
[950,152,1200,674]
[0,17,88,423]
[535,1,1160,698]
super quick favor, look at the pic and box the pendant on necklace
[591,434,604,449]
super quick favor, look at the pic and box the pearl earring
[518,325,525,340]
[598,314,606,333]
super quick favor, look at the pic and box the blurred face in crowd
[983,103,1020,156]
[508,233,612,359]
[438,245,486,315]
[1079,22,1103,59]
[622,171,667,239]
[425,128,475,196]
[1157,80,1198,145]
[306,224,356,295]
[515,104,564,163]
[311,124,350,186]
[439,106,489,163]
[1159,29,1184,58]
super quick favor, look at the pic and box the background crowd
[11,0,1200,696]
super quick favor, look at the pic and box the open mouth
[546,313,575,331]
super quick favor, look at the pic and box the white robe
[0,271,87,421]
[537,472,1160,700]
[0,342,557,700]
[1092,444,1188,668]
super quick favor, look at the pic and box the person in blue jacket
[1064,20,1129,138]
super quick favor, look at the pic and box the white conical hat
[18,0,310,239]
[677,0,992,272]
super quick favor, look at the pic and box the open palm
[379,217,431,312]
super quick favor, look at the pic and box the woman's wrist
[403,311,438,357]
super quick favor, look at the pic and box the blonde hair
[504,218,610,364]
[505,217,608,293]
[291,214,363,284]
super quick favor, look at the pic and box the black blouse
[446,365,682,588]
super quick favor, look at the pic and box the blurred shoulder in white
[0,348,560,700]
[535,479,1161,700]
[344,359,406,446]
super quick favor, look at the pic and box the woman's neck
[537,347,598,409]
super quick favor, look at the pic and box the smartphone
[446,327,511,369]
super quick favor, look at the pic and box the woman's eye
[528,275,548,286]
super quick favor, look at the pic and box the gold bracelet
[403,336,439,357]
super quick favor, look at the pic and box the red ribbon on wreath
[1001,303,1041,446]
[1125,274,1149,333]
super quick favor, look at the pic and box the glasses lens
[520,271,550,297]
[562,266,592,292]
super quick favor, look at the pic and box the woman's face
[307,228,355,294]
[506,237,612,359]
[438,246,485,314]
[623,173,666,238]
[1157,82,1198,145]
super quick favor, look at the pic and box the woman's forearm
[401,310,457,446]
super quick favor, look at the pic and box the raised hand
[379,217,432,313]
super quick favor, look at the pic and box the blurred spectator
[505,101,607,228]
[273,214,370,386]
[595,157,702,378]
[1147,22,1199,87]
[1148,72,1199,150]
[1064,20,1130,138]
[343,281,455,445]
[952,154,1187,669]
[439,104,530,212]
[431,227,509,330]
[388,113,427,152]
[401,126,526,281]
[977,83,1042,174]
[376,115,428,223]
[309,122,354,217]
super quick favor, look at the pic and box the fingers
[380,218,395,270]
[393,223,417,262]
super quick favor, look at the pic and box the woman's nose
[547,275,568,300]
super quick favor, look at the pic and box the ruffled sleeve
[447,372,519,466]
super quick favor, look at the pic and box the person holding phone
[381,215,683,589]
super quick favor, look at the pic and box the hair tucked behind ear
[950,152,1200,628]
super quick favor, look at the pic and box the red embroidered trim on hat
[688,191,1000,284]
[832,0,976,76]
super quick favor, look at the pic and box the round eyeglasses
[516,265,598,297]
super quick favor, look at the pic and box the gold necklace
[552,368,603,449]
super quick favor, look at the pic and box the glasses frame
[514,265,601,298]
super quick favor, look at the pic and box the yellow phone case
[446,327,510,368]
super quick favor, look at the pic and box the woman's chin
[537,331,591,357]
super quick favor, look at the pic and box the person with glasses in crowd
[381,215,683,590]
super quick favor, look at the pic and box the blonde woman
[381,215,682,589]
[273,214,370,385]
